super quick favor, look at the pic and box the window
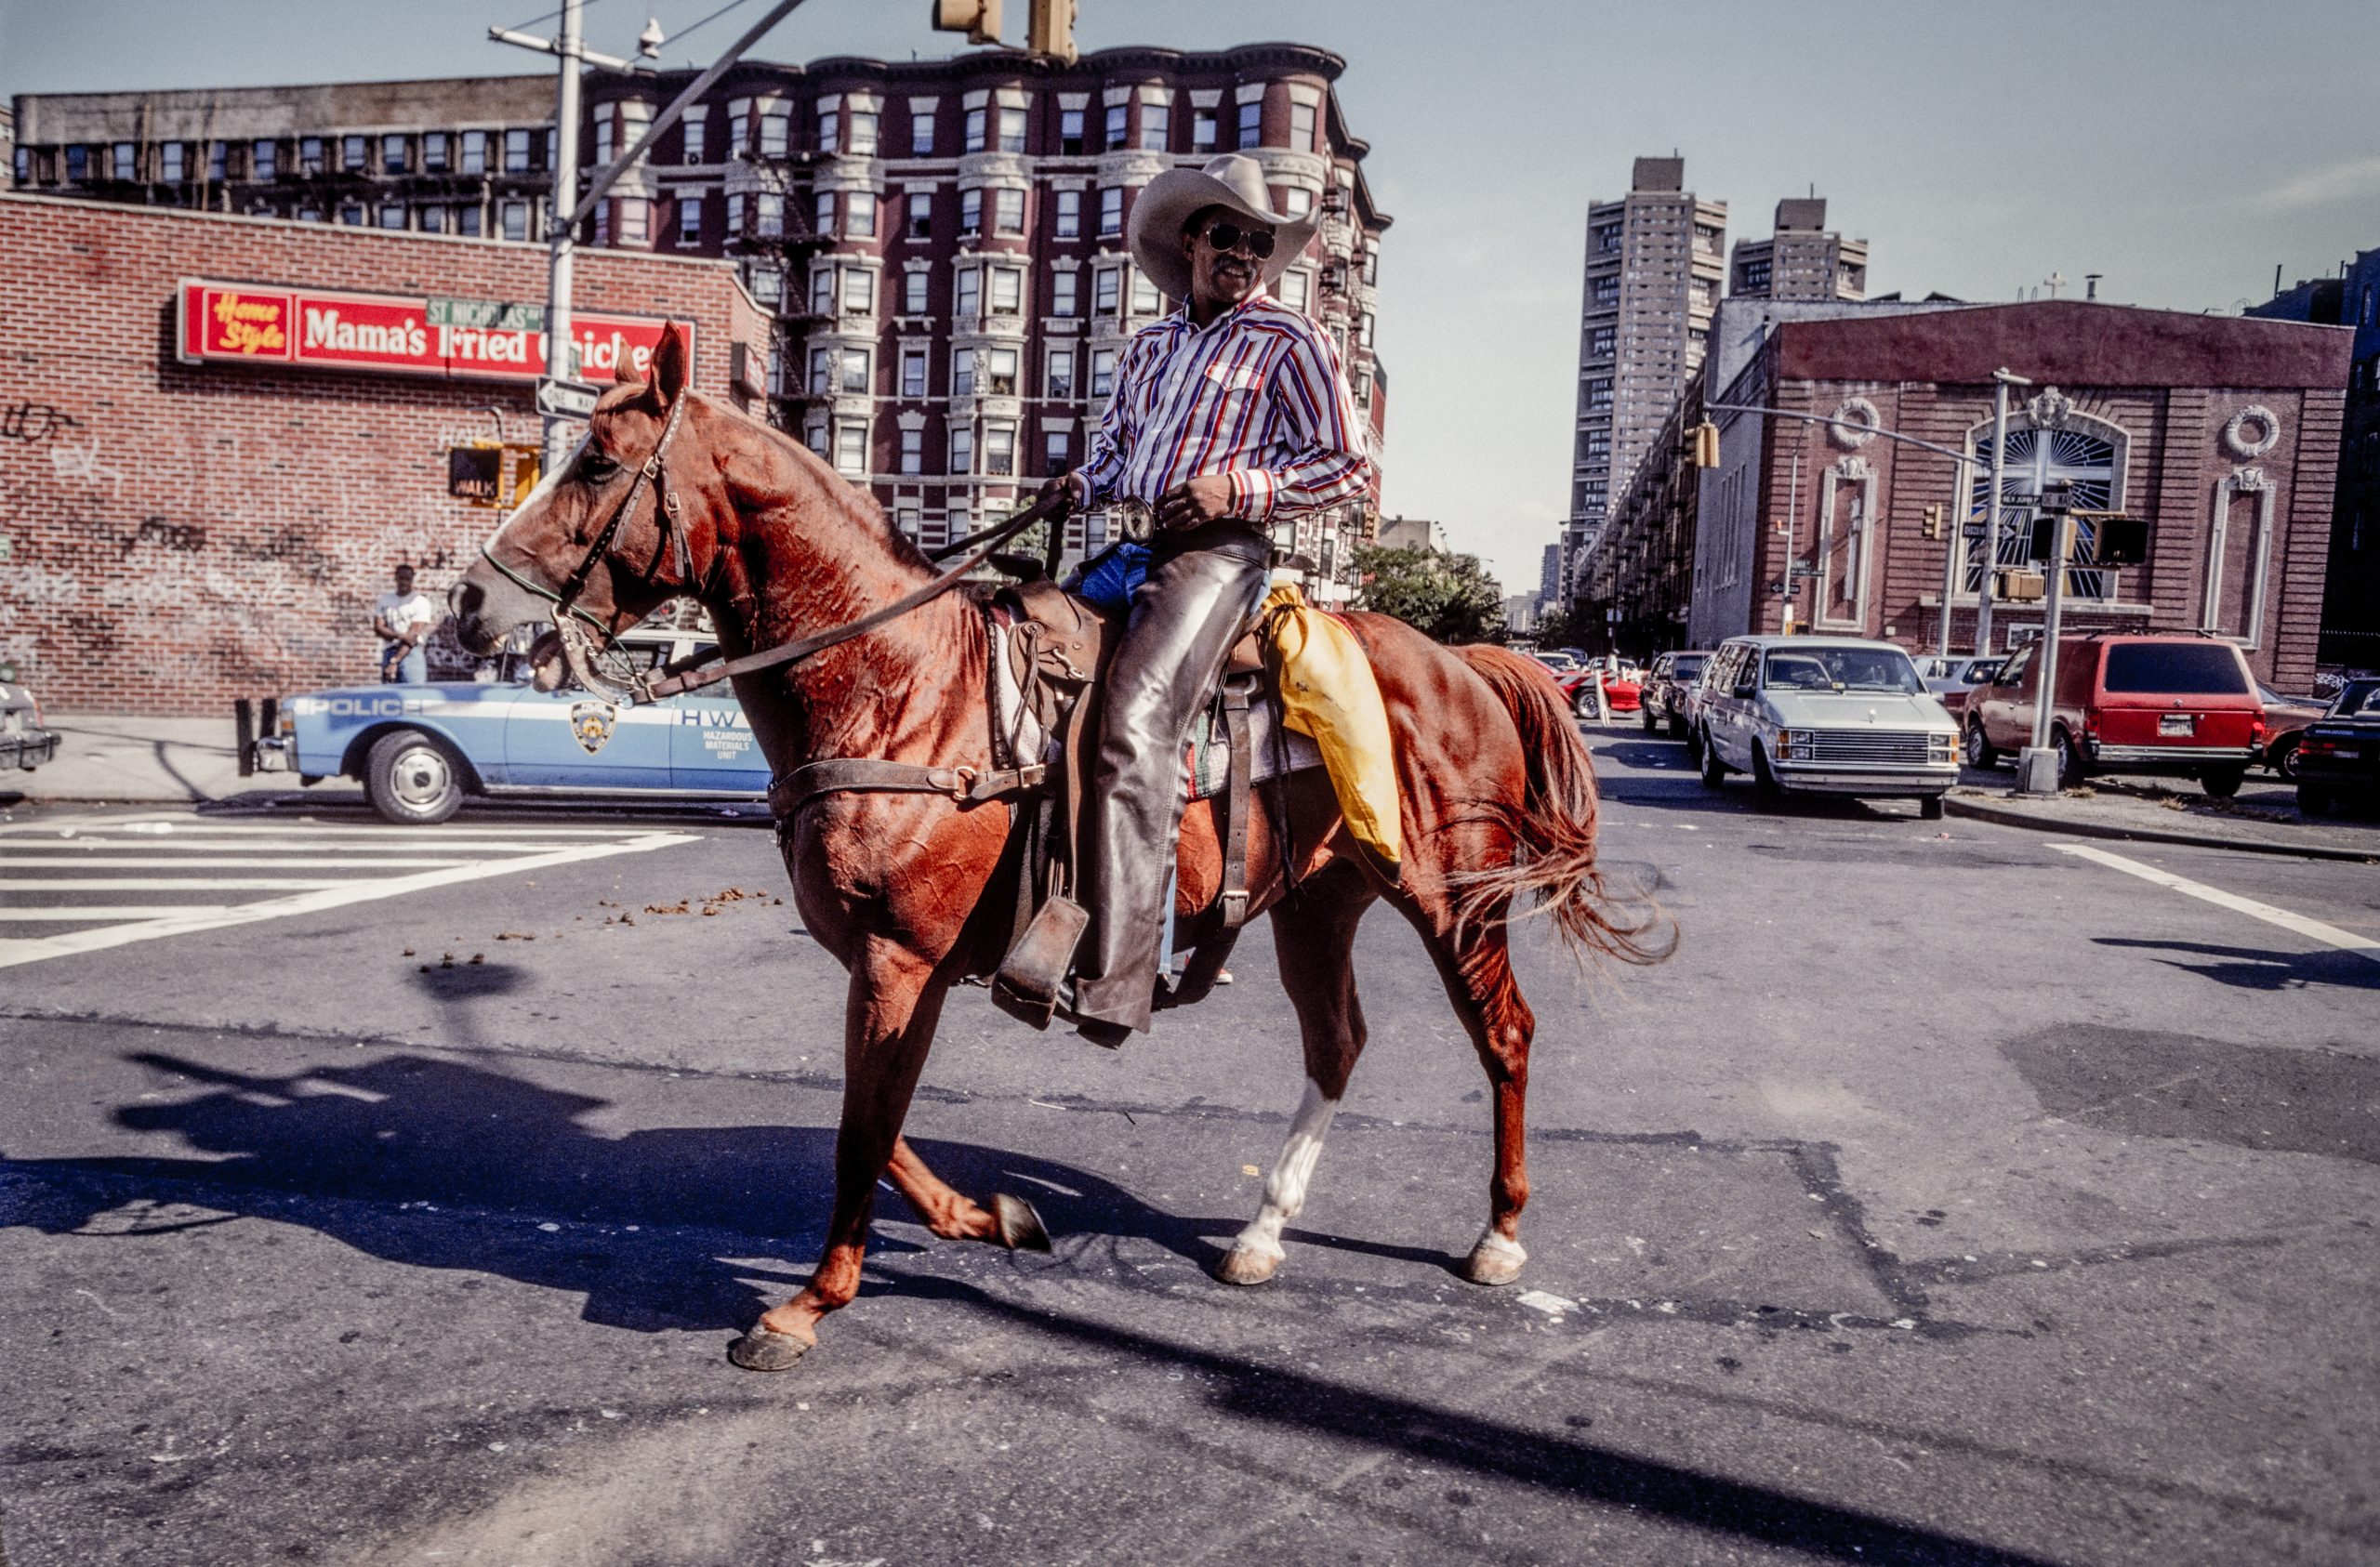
[900,428,924,474]
[1277,270,1309,311]
[727,99,751,157]
[1289,100,1316,151]
[681,114,705,164]
[458,130,485,175]
[1593,224,1621,254]
[1129,270,1159,315]
[840,349,869,393]
[757,191,784,237]
[379,133,408,174]
[910,104,935,154]
[1090,348,1117,397]
[378,203,406,230]
[1054,189,1080,238]
[1047,348,1076,398]
[959,188,982,235]
[298,137,325,176]
[1363,244,1378,286]
[419,132,447,172]
[1588,325,1616,357]
[1093,268,1120,316]
[836,423,866,475]
[1098,186,1122,236]
[595,117,616,167]
[1695,223,1723,255]
[1281,186,1313,218]
[1738,257,1770,293]
[501,201,528,242]
[340,135,366,172]
[850,110,878,154]
[620,197,649,245]
[993,187,1025,235]
[726,191,746,233]
[1193,106,1218,151]
[811,267,834,314]
[420,204,447,234]
[456,204,482,236]
[1059,107,1085,154]
[1585,376,1612,410]
[1360,310,1375,349]
[808,346,833,393]
[813,190,836,237]
[505,128,531,173]
[902,270,929,315]
[805,425,828,457]
[998,105,1027,152]
[759,106,789,157]
[547,126,559,168]
[985,347,1019,395]
[901,347,928,397]
[1140,103,1170,151]
[1051,270,1078,317]
[113,141,138,180]
[1044,428,1069,469]
[964,106,987,152]
[1104,103,1128,150]
[1237,99,1262,149]
[251,138,278,179]
[907,191,932,238]
[841,269,874,314]
[984,424,1015,476]
[952,348,976,396]
[64,145,88,182]
[161,142,186,183]
[817,102,840,153]
[988,267,1024,315]
[1580,428,1611,460]
[209,140,231,180]
[955,267,980,319]
[678,193,703,244]
[1593,274,1620,304]
[336,201,362,226]
[950,427,974,473]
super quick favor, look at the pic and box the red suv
[1961,633,2265,795]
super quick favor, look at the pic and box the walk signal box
[931,0,1001,44]
[2091,515,2149,566]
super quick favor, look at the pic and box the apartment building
[1728,197,1868,302]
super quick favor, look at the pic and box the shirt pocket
[1202,362,1263,395]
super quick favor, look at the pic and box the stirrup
[990,893,1090,1030]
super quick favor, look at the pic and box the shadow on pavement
[2093,935,2380,994]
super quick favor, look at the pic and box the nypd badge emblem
[570,700,618,755]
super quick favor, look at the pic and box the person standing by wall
[373,563,437,684]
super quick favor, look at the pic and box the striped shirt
[1074,290,1373,523]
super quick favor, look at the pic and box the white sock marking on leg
[1233,1079,1340,1261]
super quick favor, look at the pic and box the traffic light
[1923,503,1942,540]
[1688,420,1721,467]
[1027,0,1078,61]
[2023,511,2057,564]
[930,0,1002,46]
[2091,515,2149,566]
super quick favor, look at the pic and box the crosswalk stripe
[0,819,643,839]
[2055,844,2380,965]
[0,830,700,969]
[0,876,362,891]
[0,905,232,921]
[0,855,482,869]
[0,837,626,854]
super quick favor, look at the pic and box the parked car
[1961,633,2265,795]
[2254,682,2328,779]
[1557,665,1641,718]
[1911,654,2003,716]
[2294,678,2380,816]
[1638,651,1710,737]
[1691,636,1960,817]
[2,680,59,771]
[246,626,769,823]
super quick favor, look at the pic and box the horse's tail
[1447,645,1675,968]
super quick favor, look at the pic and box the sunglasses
[1201,220,1277,259]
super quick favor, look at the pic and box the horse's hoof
[1463,1231,1527,1287]
[994,1192,1052,1253]
[1215,1244,1281,1286]
[726,1326,813,1372]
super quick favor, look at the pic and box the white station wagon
[1689,636,1961,818]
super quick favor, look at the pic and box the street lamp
[1971,368,2031,660]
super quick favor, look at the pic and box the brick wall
[0,193,766,712]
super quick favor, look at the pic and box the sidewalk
[3,713,270,804]
[1946,779,2379,862]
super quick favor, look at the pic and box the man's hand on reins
[1036,471,1084,517]
[1157,474,1236,531]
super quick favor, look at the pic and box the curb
[1943,795,2378,863]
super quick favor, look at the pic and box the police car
[246,618,769,824]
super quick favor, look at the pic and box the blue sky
[6,0,2373,588]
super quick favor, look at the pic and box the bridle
[480,388,1067,708]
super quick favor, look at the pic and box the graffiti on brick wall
[123,516,209,557]
[0,401,80,442]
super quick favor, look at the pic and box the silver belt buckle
[1114,496,1155,542]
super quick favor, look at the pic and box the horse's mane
[698,389,935,577]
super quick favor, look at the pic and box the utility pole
[1972,368,2030,657]
[2016,481,2076,796]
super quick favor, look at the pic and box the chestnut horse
[452,326,1666,1371]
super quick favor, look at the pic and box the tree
[1352,544,1507,645]
[1527,601,1595,652]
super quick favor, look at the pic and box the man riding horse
[1038,152,1375,1047]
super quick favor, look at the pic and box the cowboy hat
[1127,152,1322,305]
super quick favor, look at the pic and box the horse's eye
[579,451,619,481]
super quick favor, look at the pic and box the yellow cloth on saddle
[1258,582,1401,882]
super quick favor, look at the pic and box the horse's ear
[613,348,639,385]
[649,323,689,408]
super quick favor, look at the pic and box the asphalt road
[2,726,2374,1566]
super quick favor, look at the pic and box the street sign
[2003,492,2043,508]
[536,376,603,420]
[428,296,544,332]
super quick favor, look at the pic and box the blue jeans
[382,643,427,684]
